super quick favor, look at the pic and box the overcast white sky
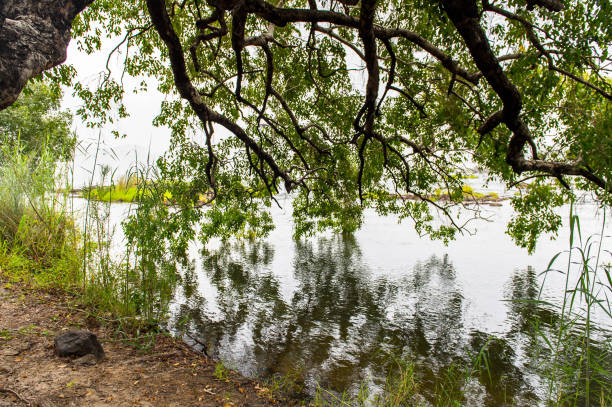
[61,34,173,187]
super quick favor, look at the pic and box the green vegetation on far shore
[79,173,146,203]
[85,184,141,203]
[79,176,212,206]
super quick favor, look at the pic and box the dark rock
[54,330,104,360]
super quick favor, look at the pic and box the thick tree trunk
[0,0,93,110]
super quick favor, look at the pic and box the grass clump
[214,361,231,381]
[0,142,82,290]
[0,137,181,335]
[260,367,308,402]
[313,358,455,407]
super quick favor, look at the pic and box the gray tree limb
[0,0,93,110]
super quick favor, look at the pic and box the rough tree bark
[0,0,93,110]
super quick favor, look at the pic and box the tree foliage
[0,80,74,161]
[54,0,611,250]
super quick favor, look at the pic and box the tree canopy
[15,0,612,250]
[0,81,74,161]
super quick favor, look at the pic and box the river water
[85,197,611,405]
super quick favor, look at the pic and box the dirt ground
[0,283,301,407]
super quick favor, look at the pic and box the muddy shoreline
[0,281,304,406]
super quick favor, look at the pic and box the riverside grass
[311,339,500,407]
[0,140,82,290]
[533,204,611,407]
[0,138,178,336]
[76,140,181,330]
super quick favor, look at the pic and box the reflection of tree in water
[172,236,534,405]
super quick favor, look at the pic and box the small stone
[54,330,105,360]
[85,315,100,330]
[0,348,20,356]
[74,353,97,366]
[0,362,13,374]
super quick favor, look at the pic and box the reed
[0,136,82,289]
[535,203,611,406]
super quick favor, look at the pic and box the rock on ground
[54,330,105,359]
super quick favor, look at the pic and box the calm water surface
[94,198,612,405]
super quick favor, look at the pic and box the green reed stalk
[539,202,610,406]
[82,132,101,289]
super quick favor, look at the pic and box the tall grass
[0,139,82,288]
[75,141,181,331]
[312,355,488,406]
[0,135,180,336]
[535,203,611,406]
[313,359,423,407]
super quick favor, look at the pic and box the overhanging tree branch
[442,0,610,192]
[0,0,94,109]
[146,0,297,193]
